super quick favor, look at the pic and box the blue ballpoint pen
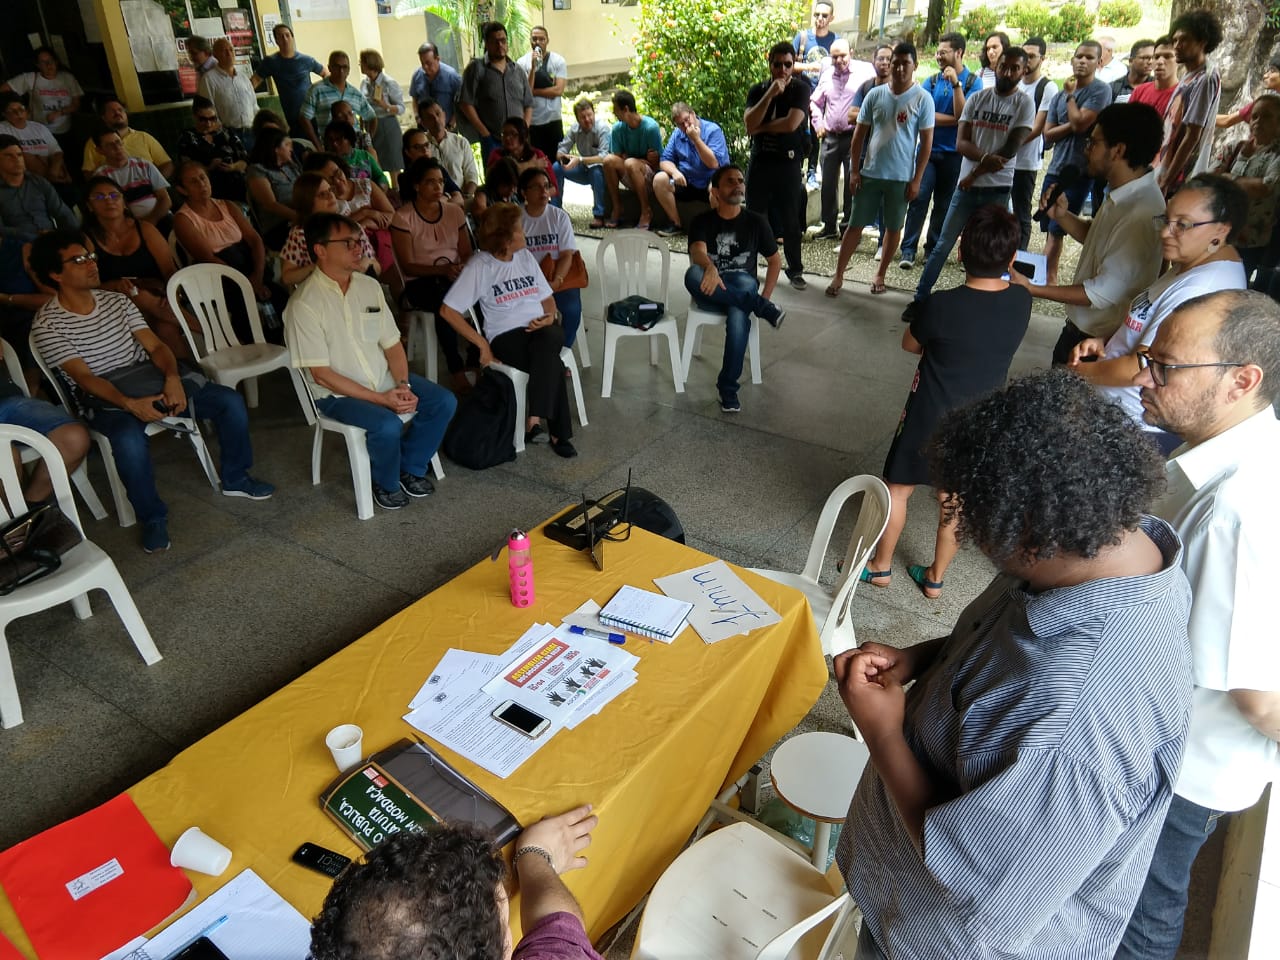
[567,624,626,644]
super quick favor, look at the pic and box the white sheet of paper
[404,683,544,778]
[1008,250,1047,286]
[409,648,503,710]
[115,868,310,960]
[655,560,782,644]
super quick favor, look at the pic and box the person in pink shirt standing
[810,38,860,240]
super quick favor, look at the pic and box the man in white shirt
[1115,288,1280,960]
[1012,37,1057,250]
[416,97,478,199]
[517,26,568,161]
[197,38,259,144]
[1095,36,1128,84]
[1008,102,1166,364]
[286,213,456,512]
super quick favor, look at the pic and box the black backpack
[442,373,517,470]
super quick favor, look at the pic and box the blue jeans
[554,288,582,348]
[1115,793,1225,960]
[315,374,456,492]
[553,161,607,218]
[912,186,1011,302]
[684,265,767,398]
[901,150,962,261]
[90,379,254,525]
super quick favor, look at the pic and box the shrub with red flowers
[631,0,808,164]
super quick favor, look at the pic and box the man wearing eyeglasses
[1008,102,1166,365]
[29,233,273,554]
[745,41,812,290]
[176,97,248,202]
[0,135,77,243]
[285,213,456,512]
[793,2,836,191]
[1115,289,1280,960]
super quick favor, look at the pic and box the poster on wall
[222,8,256,67]
[176,37,198,93]
[290,0,351,21]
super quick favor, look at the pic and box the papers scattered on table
[404,624,638,778]
[654,560,782,644]
[110,868,310,960]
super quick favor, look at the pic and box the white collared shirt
[433,129,479,189]
[1065,170,1166,337]
[1156,407,1280,811]
[284,269,399,399]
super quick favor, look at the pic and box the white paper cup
[170,826,232,876]
[325,723,364,773]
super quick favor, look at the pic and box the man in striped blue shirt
[835,370,1193,960]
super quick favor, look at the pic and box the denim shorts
[0,395,78,435]
[1040,172,1091,237]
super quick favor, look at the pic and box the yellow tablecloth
[0,527,827,955]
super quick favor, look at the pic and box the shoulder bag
[539,251,588,291]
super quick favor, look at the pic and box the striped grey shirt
[33,290,150,413]
[837,515,1193,959]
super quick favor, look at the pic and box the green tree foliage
[1006,1,1060,40]
[395,0,540,63]
[959,5,1003,40]
[631,0,807,164]
[1097,0,1144,27]
[1052,3,1097,44]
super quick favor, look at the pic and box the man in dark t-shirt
[684,164,784,413]
[745,41,811,289]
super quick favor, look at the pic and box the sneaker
[789,275,807,291]
[655,223,683,238]
[757,301,786,330]
[813,228,839,241]
[524,423,548,445]
[805,172,819,191]
[142,519,170,553]
[901,300,923,325]
[898,256,914,270]
[719,394,741,413]
[373,485,409,510]
[550,438,578,458]
[399,472,435,498]
[222,476,275,500]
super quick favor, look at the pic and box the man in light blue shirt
[653,103,729,237]
[409,43,462,127]
[829,42,934,297]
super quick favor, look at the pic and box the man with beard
[683,164,785,413]
[900,48,1031,321]
[1114,290,1280,960]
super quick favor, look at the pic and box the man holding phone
[310,806,603,960]
[285,212,456,512]
[29,232,272,554]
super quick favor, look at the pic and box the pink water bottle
[508,529,535,607]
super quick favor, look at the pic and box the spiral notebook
[599,585,693,642]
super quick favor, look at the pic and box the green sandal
[858,567,892,587]
[908,564,944,598]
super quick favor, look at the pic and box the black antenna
[621,468,632,525]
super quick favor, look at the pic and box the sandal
[869,278,888,295]
[604,218,622,229]
[589,217,606,229]
[858,567,892,587]
[908,564,944,599]
[824,281,842,298]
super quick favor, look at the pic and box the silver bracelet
[512,844,555,872]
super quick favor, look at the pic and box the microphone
[1033,164,1082,228]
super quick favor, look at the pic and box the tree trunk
[920,0,948,46]
[1170,0,1279,148]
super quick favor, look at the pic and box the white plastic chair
[296,372,444,521]
[595,230,685,398]
[1,338,107,522]
[681,304,762,385]
[630,821,857,960]
[0,424,161,728]
[403,310,439,383]
[770,732,871,868]
[749,475,891,658]
[465,310,588,455]
[166,263,310,417]
[29,334,221,529]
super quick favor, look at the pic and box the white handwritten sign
[654,560,781,644]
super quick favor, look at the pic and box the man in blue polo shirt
[250,24,327,138]
[899,32,979,269]
[653,103,728,238]
[409,42,462,127]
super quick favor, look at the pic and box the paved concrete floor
[0,228,1219,956]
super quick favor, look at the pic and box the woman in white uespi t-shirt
[1069,173,1248,454]
[439,201,578,458]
